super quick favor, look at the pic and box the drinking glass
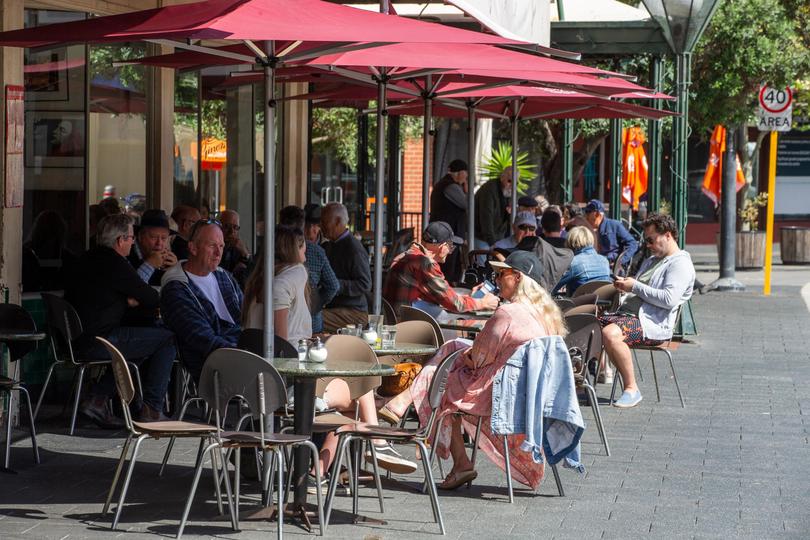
[381,325,397,349]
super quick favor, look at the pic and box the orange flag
[621,126,649,210]
[701,125,746,207]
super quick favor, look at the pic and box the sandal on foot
[438,469,477,490]
[377,405,401,425]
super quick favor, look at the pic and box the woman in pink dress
[395,251,566,490]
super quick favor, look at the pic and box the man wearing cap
[493,211,538,251]
[279,205,339,333]
[384,221,499,315]
[474,167,512,250]
[584,199,638,267]
[517,195,541,229]
[431,159,468,282]
[128,208,178,287]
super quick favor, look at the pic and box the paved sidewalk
[2,265,810,539]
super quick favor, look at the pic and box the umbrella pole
[510,100,519,221]
[263,42,276,358]
[421,76,432,235]
[373,73,388,316]
[466,104,476,253]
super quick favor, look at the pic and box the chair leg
[159,437,177,477]
[3,387,13,469]
[69,365,86,436]
[351,438,361,516]
[33,362,58,421]
[104,435,133,514]
[550,463,564,497]
[211,445,225,516]
[19,387,40,464]
[415,439,445,535]
[216,446,238,532]
[324,434,351,527]
[366,441,385,513]
[234,445,241,530]
[665,349,686,408]
[501,436,514,503]
[262,448,276,508]
[632,349,644,382]
[649,350,661,402]
[128,362,144,400]
[111,434,148,530]
[275,447,284,540]
[177,440,221,539]
[583,382,610,457]
[467,416,483,489]
[609,371,622,404]
[301,440,325,536]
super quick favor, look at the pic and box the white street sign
[758,85,792,132]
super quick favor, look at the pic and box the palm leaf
[480,141,536,195]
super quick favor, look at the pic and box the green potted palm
[480,141,537,193]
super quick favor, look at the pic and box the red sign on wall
[5,85,24,208]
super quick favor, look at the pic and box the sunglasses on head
[190,218,222,241]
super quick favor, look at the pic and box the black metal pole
[707,125,745,292]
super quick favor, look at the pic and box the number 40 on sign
[758,86,792,132]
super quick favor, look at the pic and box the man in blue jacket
[161,220,242,382]
[584,199,638,267]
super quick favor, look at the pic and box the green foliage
[480,141,536,195]
[88,44,146,93]
[739,192,768,231]
[690,0,810,134]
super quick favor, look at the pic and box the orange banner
[621,126,648,210]
[701,125,746,207]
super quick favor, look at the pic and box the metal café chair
[36,293,142,435]
[400,305,446,346]
[571,280,613,299]
[381,298,398,326]
[323,350,464,535]
[189,347,324,538]
[0,304,41,468]
[94,337,232,537]
[564,313,610,456]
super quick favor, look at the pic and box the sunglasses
[518,225,536,232]
[190,218,222,241]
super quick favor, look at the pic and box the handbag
[379,361,422,397]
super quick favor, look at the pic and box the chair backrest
[41,292,82,364]
[0,303,38,362]
[427,349,461,412]
[95,337,137,430]
[238,329,297,358]
[554,297,575,312]
[571,280,613,298]
[564,304,598,316]
[316,335,380,399]
[382,298,398,325]
[383,227,414,268]
[563,313,602,375]
[399,305,445,346]
[394,320,438,348]
[593,283,620,310]
[199,348,287,424]
[613,250,627,276]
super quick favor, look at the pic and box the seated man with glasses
[219,209,251,287]
[160,219,243,383]
[128,209,178,287]
[66,213,176,425]
[492,211,538,251]
[599,214,695,408]
[383,221,499,316]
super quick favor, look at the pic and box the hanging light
[641,0,720,54]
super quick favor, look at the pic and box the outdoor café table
[266,356,395,527]
[0,331,46,474]
[439,319,486,334]
[372,343,438,357]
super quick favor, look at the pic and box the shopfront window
[173,71,199,207]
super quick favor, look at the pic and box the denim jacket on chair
[491,336,585,472]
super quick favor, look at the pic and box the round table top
[0,331,47,342]
[439,320,486,333]
[373,342,438,356]
[267,357,396,378]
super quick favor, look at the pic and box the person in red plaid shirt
[384,221,499,315]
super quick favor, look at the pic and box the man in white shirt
[160,221,243,382]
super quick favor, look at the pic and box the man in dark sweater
[66,213,175,426]
[474,167,511,249]
[320,202,372,333]
[430,159,467,282]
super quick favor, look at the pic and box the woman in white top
[243,226,311,345]
[242,226,416,479]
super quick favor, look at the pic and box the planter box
[780,226,810,264]
[715,231,766,270]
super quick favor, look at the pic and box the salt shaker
[297,339,309,362]
[308,337,328,362]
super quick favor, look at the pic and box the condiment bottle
[297,339,309,362]
[362,323,378,347]
[307,337,328,362]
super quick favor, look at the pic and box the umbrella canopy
[0,0,518,47]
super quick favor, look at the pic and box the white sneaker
[365,443,418,474]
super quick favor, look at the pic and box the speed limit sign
[758,86,793,131]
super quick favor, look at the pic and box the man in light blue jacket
[600,214,695,408]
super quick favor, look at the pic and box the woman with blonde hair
[552,225,611,296]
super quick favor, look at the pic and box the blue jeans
[78,326,176,411]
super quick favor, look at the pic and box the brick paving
[2,268,810,539]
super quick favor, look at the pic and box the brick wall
[400,136,432,238]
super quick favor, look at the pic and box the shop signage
[4,85,24,208]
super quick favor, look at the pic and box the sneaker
[80,397,125,429]
[613,390,643,408]
[366,443,418,474]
